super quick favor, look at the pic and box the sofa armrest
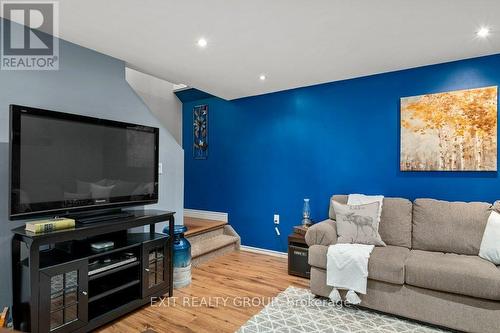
[305,219,338,246]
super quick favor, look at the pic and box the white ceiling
[15,1,500,99]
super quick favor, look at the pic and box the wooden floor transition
[184,217,228,237]
[97,251,308,333]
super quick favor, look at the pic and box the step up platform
[184,217,240,267]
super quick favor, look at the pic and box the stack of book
[25,218,76,234]
[293,225,309,235]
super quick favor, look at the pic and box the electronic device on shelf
[88,252,138,276]
[76,210,135,224]
[91,241,115,252]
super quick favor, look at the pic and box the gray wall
[126,68,183,145]
[0,24,184,306]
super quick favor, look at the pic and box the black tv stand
[11,210,174,333]
[71,209,135,224]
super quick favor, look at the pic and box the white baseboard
[240,245,287,258]
[184,209,228,222]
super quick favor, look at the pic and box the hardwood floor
[97,251,309,333]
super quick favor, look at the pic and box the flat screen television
[9,105,159,220]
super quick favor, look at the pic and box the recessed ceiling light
[197,38,208,48]
[477,27,490,38]
[259,74,267,81]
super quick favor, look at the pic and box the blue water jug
[163,225,192,288]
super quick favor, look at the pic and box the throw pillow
[494,200,500,214]
[332,200,386,246]
[479,211,500,265]
[347,194,384,224]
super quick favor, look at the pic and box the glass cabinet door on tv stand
[39,259,89,333]
[142,238,169,297]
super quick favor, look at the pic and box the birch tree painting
[401,86,497,171]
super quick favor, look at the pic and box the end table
[288,230,311,278]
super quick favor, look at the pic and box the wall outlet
[274,214,280,224]
[158,163,163,175]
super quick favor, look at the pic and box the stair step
[191,234,239,259]
[186,227,225,243]
[191,244,237,267]
[184,217,227,237]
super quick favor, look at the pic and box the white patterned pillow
[332,200,386,246]
[479,211,500,265]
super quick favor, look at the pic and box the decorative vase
[163,225,192,288]
[302,198,312,227]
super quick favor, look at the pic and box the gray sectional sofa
[305,195,500,333]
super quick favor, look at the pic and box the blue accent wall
[183,54,500,252]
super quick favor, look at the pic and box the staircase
[184,217,240,266]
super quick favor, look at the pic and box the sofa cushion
[405,250,500,300]
[308,245,328,268]
[329,195,412,248]
[368,246,410,285]
[308,244,409,285]
[412,199,491,255]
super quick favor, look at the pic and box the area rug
[236,286,451,333]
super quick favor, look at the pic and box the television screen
[9,105,159,219]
